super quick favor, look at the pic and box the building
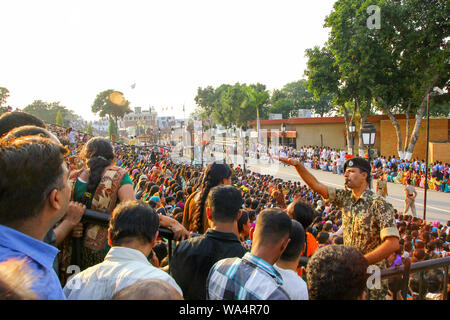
[119,106,158,138]
[248,115,450,162]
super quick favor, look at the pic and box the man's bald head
[112,279,183,300]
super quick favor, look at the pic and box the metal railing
[77,209,178,266]
[298,254,449,300]
[379,256,450,300]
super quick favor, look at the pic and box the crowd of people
[0,110,449,301]
[270,145,449,193]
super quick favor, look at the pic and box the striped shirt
[206,252,290,300]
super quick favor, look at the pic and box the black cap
[343,157,371,174]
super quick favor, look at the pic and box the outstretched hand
[274,156,300,167]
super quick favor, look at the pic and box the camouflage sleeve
[373,199,400,241]
[326,186,348,209]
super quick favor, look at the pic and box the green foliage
[194,83,269,129]
[268,80,333,118]
[305,0,449,156]
[108,117,117,141]
[86,122,93,135]
[23,100,76,126]
[55,110,64,126]
[91,89,132,124]
[0,87,10,107]
[0,87,11,115]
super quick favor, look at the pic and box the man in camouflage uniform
[277,156,400,300]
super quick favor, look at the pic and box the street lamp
[222,132,226,164]
[158,128,161,145]
[242,127,247,171]
[360,121,376,190]
[423,87,444,221]
[349,121,356,155]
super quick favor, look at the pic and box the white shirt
[68,131,76,144]
[274,264,309,300]
[63,246,183,300]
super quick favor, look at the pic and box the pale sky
[1,0,336,121]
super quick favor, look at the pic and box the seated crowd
[0,111,449,301]
[274,145,449,193]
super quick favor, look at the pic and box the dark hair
[79,137,115,206]
[0,111,46,138]
[153,242,168,263]
[332,236,344,245]
[317,232,330,245]
[193,163,232,232]
[425,271,442,294]
[0,136,67,225]
[287,198,315,229]
[172,207,183,215]
[409,273,425,294]
[279,220,306,262]
[108,200,160,246]
[175,190,184,203]
[237,210,249,234]
[207,185,242,223]
[148,185,160,197]
[306,245,368,300]
[388,276,404,298]
[1,125,54,142]
[255,208,292,245]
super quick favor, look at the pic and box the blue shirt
[0,224,66,300]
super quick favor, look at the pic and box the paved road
[174,151,450,224]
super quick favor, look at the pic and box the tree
[108,117,117,141]
[92,90,132,129]
[23,100,77,126]
[194,86,217,129]
[55,110,64,127]
[269,96,293,119]
[0,87,12,114]
[241,84,270,138]
[0,87,10,107]
[86,122,93,135]
[312,93,335,117]
[323,0,449,159]
[305,45,359,154]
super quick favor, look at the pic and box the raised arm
[276,157,329,199]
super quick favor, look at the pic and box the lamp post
[185,122,194,165]
[360,121,376,190]
[423,87,444,221]
[201,122,204,168]
[281,122,286,150]
[158,128,161,145]
[222,132,226,164]
[242,127,247,171]
[349,121,356,155]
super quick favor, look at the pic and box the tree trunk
[404,72,439,160]
[358,113,368,157]
[386,108,403,159]
[403,102,411,158]
[377,97,403,159]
